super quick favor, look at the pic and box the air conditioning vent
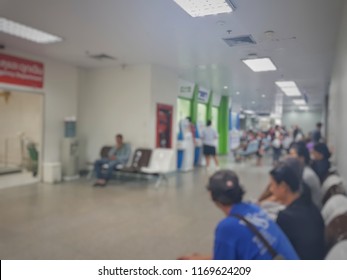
[88,53,116,61]
[257,112,271,116]
[223,35,256,47]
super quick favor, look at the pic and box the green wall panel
[190,85,199,124]
[218,96,229,155]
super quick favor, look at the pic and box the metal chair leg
[155,174,163,188]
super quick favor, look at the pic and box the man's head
[186,117,192,123]
[115,134,123,147]
[269,158,303,204]
[206,120,212,127]
[312,142,331,161]
[207,170,245,211]
[316,122,323,129]
[289,141,310,165]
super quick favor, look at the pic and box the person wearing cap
[311,142,331,184]
[269,158,325,259]
[179,170,299,260]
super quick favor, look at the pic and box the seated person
[289,141,322,209]
[269,158,325,260]
[258,144,322,218]
[179,170,299,260]
[258,193,285,221]
[311,143,331,184]
[93,134,131,187]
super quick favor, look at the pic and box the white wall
[0,50,79,166]
[78,64,179,171]
[78,65,152,164]
[43,59,79,163]
[282,110,323,135]
[328,0,347,181]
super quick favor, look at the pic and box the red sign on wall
[0,53,44,88]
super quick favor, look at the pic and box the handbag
[230,213,285,260]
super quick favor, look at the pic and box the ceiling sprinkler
[264,30,275,39]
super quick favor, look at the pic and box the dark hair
[293,141,310,165]
[317,122,323,128]
[116,134,123,140]
[206,120,212,126]
[313,143,331,159]
[186,117,192,122]
[270,162,301,193]
[207,170,245,206]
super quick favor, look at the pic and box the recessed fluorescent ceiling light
[0,17,62,43]
[242,58,277,72]
[293,99,306,105]
[244,110,255,114]
[275,81,297,88]
[299,106,309,110]
[282,87,302,97]
[173,0,234,17]
[275,80,302,97]
[224,86,228,89]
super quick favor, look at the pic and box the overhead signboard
[178,79,195,99]
[198,90,209,103]
[0,53,44,89]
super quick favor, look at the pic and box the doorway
[0,90,43,189]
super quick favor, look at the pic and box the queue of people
[179,169,299,260]
[92,122,345,260]
[180,121,346,260]
[235,122,327,167]
[181,153,345,260]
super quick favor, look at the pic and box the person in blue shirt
[179,170,299,260]
[93,134,131,187]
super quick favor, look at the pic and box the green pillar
[207,91,213,122]
[218,96,229,155]
[190,85,199,124]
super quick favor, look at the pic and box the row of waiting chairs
[91,146,175,187]
[320,173,347,259]
[235,138,271,160]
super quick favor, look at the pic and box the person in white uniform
[201,120,219,169]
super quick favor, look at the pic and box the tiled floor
[0,157,272,260]
[0,171,39,190]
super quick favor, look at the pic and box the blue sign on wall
[198,91,209,103]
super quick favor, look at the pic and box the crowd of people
[91,121,346,260]
[180,122,347,260]
[237,122,325,166]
